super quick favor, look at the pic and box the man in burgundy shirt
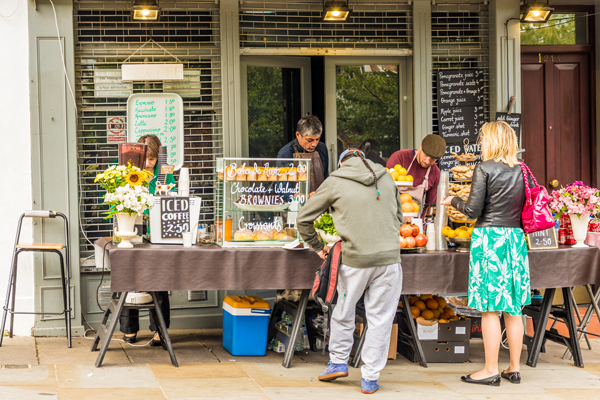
[386,134,446,214]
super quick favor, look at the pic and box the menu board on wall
[127,93,184,170]
[436,69,485,171]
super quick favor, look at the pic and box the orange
[408,296,418,306]
[426,298,439,310]
[437,306,444,314]
[443,307,454,317]
[400,193,413,204]
[397,167,407,176]
[402,202,414,213]
[414,300,426,311]
[419,294,433,301]
[420,309,434,320]
[432,310,441,319]
[393,164,402,172]
[391,171,400,181]
[437,298,447,308]
[440,312,450,320]
[405,175,413,182]
[397,175,407,181]
[412,202,419,212]
[441,226,452,236]
[410,306,420,318]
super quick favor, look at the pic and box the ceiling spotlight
[323,1,351,22]
[132,0,160,21]
[521,2,553,23]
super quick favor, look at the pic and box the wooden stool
[0,211,71,347]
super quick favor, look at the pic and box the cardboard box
[399,338,470,363]
[355,321,398,360]
[400,317,472,342]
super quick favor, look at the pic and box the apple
[399,236,407,248]
[400,224,413,237]
[405,236,416,248]
[411,224,419,237]
[415,233,428,247]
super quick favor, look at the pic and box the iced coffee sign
[127,93,184,170]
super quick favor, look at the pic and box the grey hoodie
[297,157,403,268]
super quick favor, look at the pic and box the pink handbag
[520,162,555,234]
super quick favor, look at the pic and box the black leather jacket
[451,160,526,228]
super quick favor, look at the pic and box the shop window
[521,13,588,45]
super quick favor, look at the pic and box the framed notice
[160,197,190,239]
[527,227,558,250]
[127,93,184,170]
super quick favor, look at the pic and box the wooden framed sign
[527,227,558,250]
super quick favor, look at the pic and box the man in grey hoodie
[297,149,404,394]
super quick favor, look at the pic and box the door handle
[550,180,559,188]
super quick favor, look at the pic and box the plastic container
[223,295,271,356]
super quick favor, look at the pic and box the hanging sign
[122,64,184,81]
[160,197,190,238]
[127,93,184,170]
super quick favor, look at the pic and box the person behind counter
[386,134,446,221]
[440,121,530,386]
[297,149,403,394]
[277,115,328,193]
[120,134,176,346]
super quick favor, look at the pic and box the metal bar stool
[0,211,71,348]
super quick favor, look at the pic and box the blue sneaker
[318,362,349,381]
[361,377,380,394]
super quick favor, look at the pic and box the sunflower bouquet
[95,163,155,218]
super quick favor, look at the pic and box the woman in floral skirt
[441,121,530,386]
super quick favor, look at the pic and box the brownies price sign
[160,197,190,238]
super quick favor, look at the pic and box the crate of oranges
[386,164,414,187]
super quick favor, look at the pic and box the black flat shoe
[123,335,137,344]
[150,337,165,349]
[461,374,501,386]
[501,370,521,384]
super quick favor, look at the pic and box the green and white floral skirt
[468,227,531,316]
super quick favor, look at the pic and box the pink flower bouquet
[548,181,600,219]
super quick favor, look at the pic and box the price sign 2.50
[527,227,558,250]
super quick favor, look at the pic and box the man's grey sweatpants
[328,262,403,381]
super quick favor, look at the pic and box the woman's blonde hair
[478,121,519,167]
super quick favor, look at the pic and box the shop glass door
[324,57,412,172]
[241,56,312,158]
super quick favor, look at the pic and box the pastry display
[257,167,267,181]
[287,167,298,181]
[297,169,307,181]
[225,166,236,181]
[235,167,247,181]
[449,183,471,201]
[273,228,288,240]
[247,168,257,181]
[451,152,478,162]
[278,167,289,181]
[233,229,254,241]
[267,167,278,181]
[253,230,273,241]
[448,206,473,221]
[451,165,474,181]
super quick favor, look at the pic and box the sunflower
[125,170,144,186]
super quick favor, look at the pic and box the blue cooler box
[223,295,271,356]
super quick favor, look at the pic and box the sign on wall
[126,93,184,170]
[122,64,184,81]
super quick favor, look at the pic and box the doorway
[324,57,413,173]
[241,56,312,158]
[521,48,594,191]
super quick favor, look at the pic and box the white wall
[0,0,34,336]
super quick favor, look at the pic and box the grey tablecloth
[97,239,600,294]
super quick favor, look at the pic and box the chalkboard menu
[495,112,522,147]
[527,227,558,250]
[160,197,190,238]
[436,69,485,171]
[127,93,184,170]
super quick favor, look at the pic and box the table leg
[562,287,584,368]
[150,292,178,368]
[282,289,309,369]
[526,288,554,368]
[400,294,428,368]
[94,292,127,368]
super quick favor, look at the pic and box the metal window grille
[431,2,490,136]
[240,0,412,49]
[74,1,222,259]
